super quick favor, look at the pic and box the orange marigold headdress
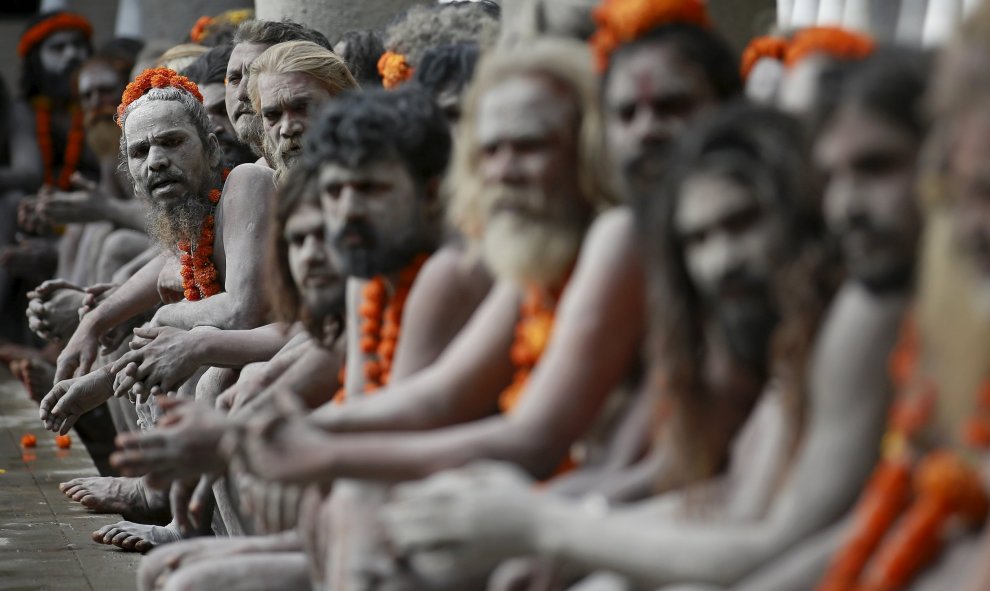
[189,16,213,44]
[785,26,874,68]
[741,35,789,79]
[18,12,92,58]
[117,68,203,128]
[590,0,713,72]
[190,9,254,44]
[378,51,414,90]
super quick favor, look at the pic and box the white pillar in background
[777,0,795,29]
[115,0,143,39]
[40,0,70,11]
[896,0,928,44]
[817,0,844,24]
[923,0,963,47]
[791,0,820,27]
[841,0,870,32]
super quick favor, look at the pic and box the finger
[110,354,139,376]
[128,335,153,350]
[39,382,68,420]
[113,374,137,399]
[132,325,166,340]
[54,357,76,384]
[28,299,46,317]
[57,412,79,435]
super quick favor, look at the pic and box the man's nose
[147,145,169,170]
[301,234,327,263]
[280,115,304,139]
[339,186,368,221]
[485,145,525,186]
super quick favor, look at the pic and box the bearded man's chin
[482,213,583,288]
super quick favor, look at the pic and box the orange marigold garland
[178,189,222,301]
[32,98,85,190]
[189,16,213,43]
[740,35,788,80]
[334,254,430,402]
[816,314,990,591]
[18,13,92,57]
[785,26,874,69]
[117,68,204,127]
[378,51,414,90]
[590,0,712,72]
[499,285,560,413]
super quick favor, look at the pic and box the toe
[103,526,122,544]
[92,526,113,543]
[112,531,130,546]
[135,539,153,553]
[78,494,95,508]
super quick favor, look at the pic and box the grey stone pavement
[0,369,139,591]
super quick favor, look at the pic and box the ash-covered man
[39,68,275,551]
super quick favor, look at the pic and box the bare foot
[91,519,184,553]
[60,476,170,524]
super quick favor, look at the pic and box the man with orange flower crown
[35,67,276,552]
[0,11,96,345]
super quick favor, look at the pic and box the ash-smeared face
[124,100,216,248]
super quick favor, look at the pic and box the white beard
[481,211,584,288]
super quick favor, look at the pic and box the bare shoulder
[581,206,638,263]
[218,164,275,223]
[419,246,487,290]
[221,164,275,202]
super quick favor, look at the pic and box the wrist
[189,327,215,363]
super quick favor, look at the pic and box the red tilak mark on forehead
[635,71,656,105]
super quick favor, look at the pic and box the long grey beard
[140,189,214,251]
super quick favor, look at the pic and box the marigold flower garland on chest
[32,97,85,190]
[498,285,562,413]
[178,188,223,301]
[334,254,430,402]
[817,315,990,591]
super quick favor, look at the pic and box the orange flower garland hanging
[32,98,85,190]
[817,315,990,591]
[590,0,712,72]
[740,35,789,80]
[334,254,430,402]
[378,51,414,90]
[17,13,92,57]
[785,26,874,69]
[499,285,560,413]
[177,189,223,301]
